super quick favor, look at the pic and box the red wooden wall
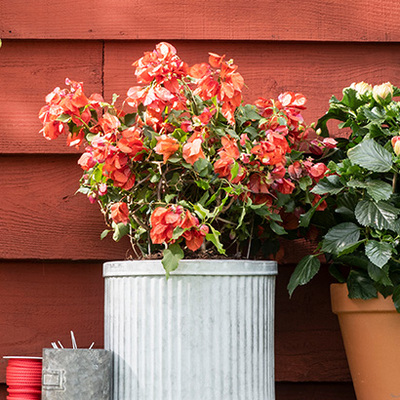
[2,1,400,398]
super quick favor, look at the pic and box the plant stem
[246,218,254,259]
[391,256,400,265]
[393,173,400,194]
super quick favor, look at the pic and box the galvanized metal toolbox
[42,348,112,400]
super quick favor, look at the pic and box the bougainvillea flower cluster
[39,42,335,274]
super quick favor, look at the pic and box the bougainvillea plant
[39,42,334,274]
[288,82,400,311]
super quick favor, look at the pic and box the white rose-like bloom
[372,82,393,102]
[350,81,372,95]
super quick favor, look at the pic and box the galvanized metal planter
[104,259,277,400]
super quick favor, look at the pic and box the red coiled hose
[5,358,42,400]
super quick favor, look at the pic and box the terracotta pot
[331,283,400,400]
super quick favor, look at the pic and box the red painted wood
[0,155,130,260]
[1,0,400,41]
[276,382,356,399]
[104,40,400,138]
[0,261,104,383]
[275,265,351,382]
[0,385,6,400]
[3,40,400,154]
[0,40,102,154]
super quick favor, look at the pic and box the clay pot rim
[331,283,397,314]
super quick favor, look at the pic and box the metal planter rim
[103,259,278,277]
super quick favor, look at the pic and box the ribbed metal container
[104,259,277,400]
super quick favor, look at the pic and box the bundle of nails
[4,332,96,399]
[51,331,94,349]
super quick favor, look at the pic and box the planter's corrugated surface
[104,260,277,400]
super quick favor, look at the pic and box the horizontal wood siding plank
[105,40,400,137]
[0,40,102,154]
[0,261,104,383]
[276,382,356,399]
[0,155,317,260]
[1,0,400,41]
[3,40,400,154]
[0,155,130,260]
[0,261,350,383]
[275,265,350,382]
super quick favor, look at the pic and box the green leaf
[206,226,226,255]
[311,175,343,195]
[112,222,130,242]
[56,113,72,123]
[287,256,321,296]
[171,226,185,240]
[366,180,393,201]
[341,87,365,110]
[237,206,247,228]
[299,176,312,191]
[150,174,160,183]
[198,191,209,206]
[355,200,399,230]
[193,203,210,220]
[299,205,318,228]
[361,106,386,123]
[244,126,259,140]
[168,156,183,164]
[365,240,393,268]
[195,179,210,190]
[368,123,388,139]
[315,103,349,137]
[170,128,187,142]
[347,270,378,299]
[162,243,184,277]
[335,192,358,217]
[226,128,239,139]
[321,222,360,255]
[230,161,239,180]
[347,179,393,202]
[253,206,270,217]
[100,229,110,240]
[270,221,287,235]
[240,104,262,121]
[193,158,212,177]
[329,263,346,283]
[124,112,136,126]
[394,218,400,234]
[165,194,176,203]
[348,140,393,173]
[337,240,365,257]
[368,263,392,286]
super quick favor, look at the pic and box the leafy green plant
[288,82,400,311]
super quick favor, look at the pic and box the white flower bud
[350,81,372,95]
[372,82,393,103]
